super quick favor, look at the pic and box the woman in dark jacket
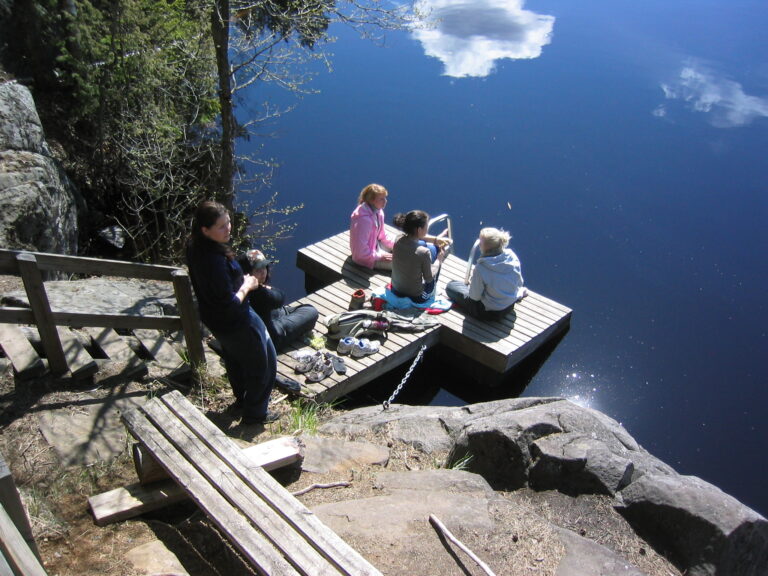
[237,250,319,352]
[186,201,298,425]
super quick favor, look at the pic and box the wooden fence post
[171,269,204,369]
[15,253,68,374]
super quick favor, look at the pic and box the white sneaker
[350,338,380,358]
[336,336,358,355]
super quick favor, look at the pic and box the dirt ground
[0,277,681,576]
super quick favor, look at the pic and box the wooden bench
[121,390,382,575]
[88,436,304,526]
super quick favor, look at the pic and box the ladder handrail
[427,214,453,241]
[464,238,481,284]
[427,214,454,256]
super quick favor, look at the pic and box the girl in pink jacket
[350,183,395,269]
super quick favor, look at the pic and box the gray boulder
[318,403,469,454]
[0,80,82,254]
[617,473,768,576]
[555,527,647,576]
[449,398,675,494]
[0,81,45,152]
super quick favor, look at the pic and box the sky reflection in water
[658,63,768,127]
[240,0,768,514]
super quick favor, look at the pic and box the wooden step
[0,325,47,379]
[56,326,98,379]
[84,327,147,379]
[133,329,191,380]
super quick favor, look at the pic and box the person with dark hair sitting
[237,249,319,352]
[390,210,448,303]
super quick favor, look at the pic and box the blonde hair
[479,227,510,254]
[358,183,388,205]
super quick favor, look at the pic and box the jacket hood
[477,249,520,273]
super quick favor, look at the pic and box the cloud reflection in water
[411,0,555,77]
[658,64,768,128]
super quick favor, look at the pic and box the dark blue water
[238,0,768,515]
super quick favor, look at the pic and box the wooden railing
[0,249,204,374]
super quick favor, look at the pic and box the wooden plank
[88,436,303,525]
[83,327,147,379]
[0,308,182,331]
[121,403,300,575]
[0,504,47,576]
[55,327,98,378]
[87,479,187,527]
[0,456,38,560]
[0,325,46,379]
[159,391,382,575]
[50,311,182,331]
[15,254,67,374]
[0,248,180,281]
[132,436,303,485]
[133,329,191,379]
[171,269,205,369]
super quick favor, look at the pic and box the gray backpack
[323,310,439,340]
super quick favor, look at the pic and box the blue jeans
[212,310,276,419]
[419,240,438,262]
[270,304,319,352]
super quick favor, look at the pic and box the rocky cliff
[0,79,82,253]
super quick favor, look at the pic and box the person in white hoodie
[446,227,527,320]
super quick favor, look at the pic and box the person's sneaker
[241,410,279,426]
[336,336,357,355]
[275,375,301,394]
[306,356,334,383]
[350,338,380,358]
[294,351,322,374]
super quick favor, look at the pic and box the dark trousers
[445,280,511,321]
[212,309,276,419]
[270,304,319,352]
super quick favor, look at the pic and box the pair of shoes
[275,375,301,394]
[306,354,334,383]
[336,336,357,355]
[351,338,380,358]
[295,351,322,374]
[241,410,279,425]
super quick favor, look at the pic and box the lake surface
[239,0,768,514]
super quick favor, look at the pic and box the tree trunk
[211,0,236,211]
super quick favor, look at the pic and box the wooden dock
[279,229,571,402]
